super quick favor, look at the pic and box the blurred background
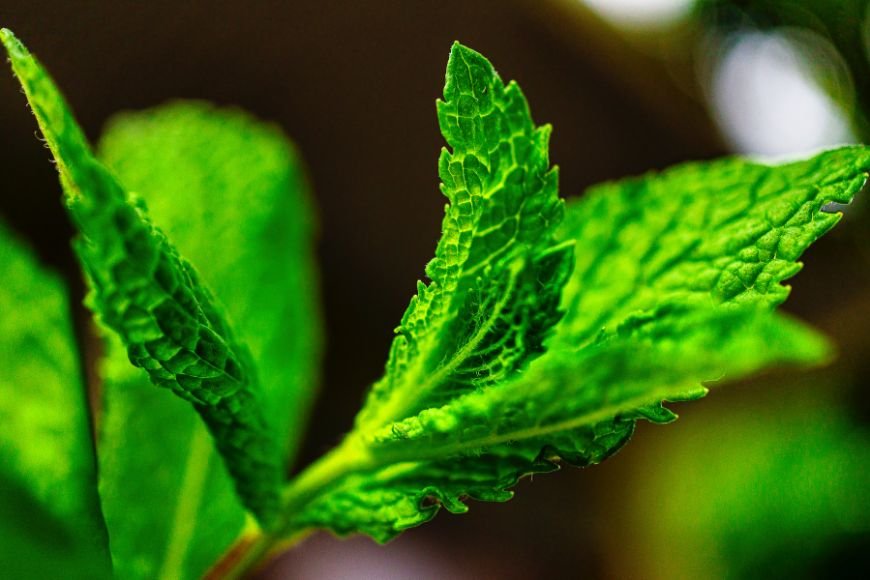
[1,0,869,577]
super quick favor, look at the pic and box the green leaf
[97,341,249,580]
[0,220,111,577]
[95,102,320,579]
[554,147,870,348]
[625,392,870,577]
[98,101,321,464]
[294,305,827,542]
[0,29,282,524]
[355,41,574,432]
[275,47,867,543]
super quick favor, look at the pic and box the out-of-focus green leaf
[97,345,248,580]
[95,102,321,579]
[0,220,110,578]
[624,392,870,578]
[1,29,284,525]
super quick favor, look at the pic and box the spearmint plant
[1,28,867,578]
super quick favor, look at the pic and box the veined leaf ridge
[356,41,574,431]
[555,146,870,348]
[294,303,827,541]
[93,101,322,578]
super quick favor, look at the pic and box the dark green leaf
[624,391,870,577]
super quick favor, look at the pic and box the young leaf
[0,29,282,524]
[293,305,827,541]
[274,47,867,543]
[355,41,574,431]
[0,220,111,577]
[95,102,321,578]
[554,147,870,348]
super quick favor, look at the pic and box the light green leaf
[368,305,829,455]
[0,29,282,524]
[274,48,867,544]
[0,220,110,577]
[292,305,827,542]
[355,41,574,432]
[95,102,320,579]
[555,147,870,347]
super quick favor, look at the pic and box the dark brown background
[2,1,866,578]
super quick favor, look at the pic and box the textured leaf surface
[555,147,870,348]
[0,220,110,577]
[95,102,320,579]
[98,345,248,580]
[285,45,868,540]
[276,45,859,543]
[1,29,282,524]
[355,42,574,432]
[99,101,321,463]
[295,305,827,541]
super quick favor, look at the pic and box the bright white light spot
[711,32,854,158]
[581,0,694,28]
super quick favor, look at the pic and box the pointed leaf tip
[443,41,500,104]
[0,28,25,56]
[447,41,487,66]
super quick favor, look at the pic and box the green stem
[279,436,373,519]
[363,260,523,429]
[214,436,374,578]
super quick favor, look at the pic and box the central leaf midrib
[158,424,212,580]
[363,261,522,429]
[368,384,697,467]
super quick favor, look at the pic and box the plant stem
[279,435,372,518]
[211,436,373,578]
